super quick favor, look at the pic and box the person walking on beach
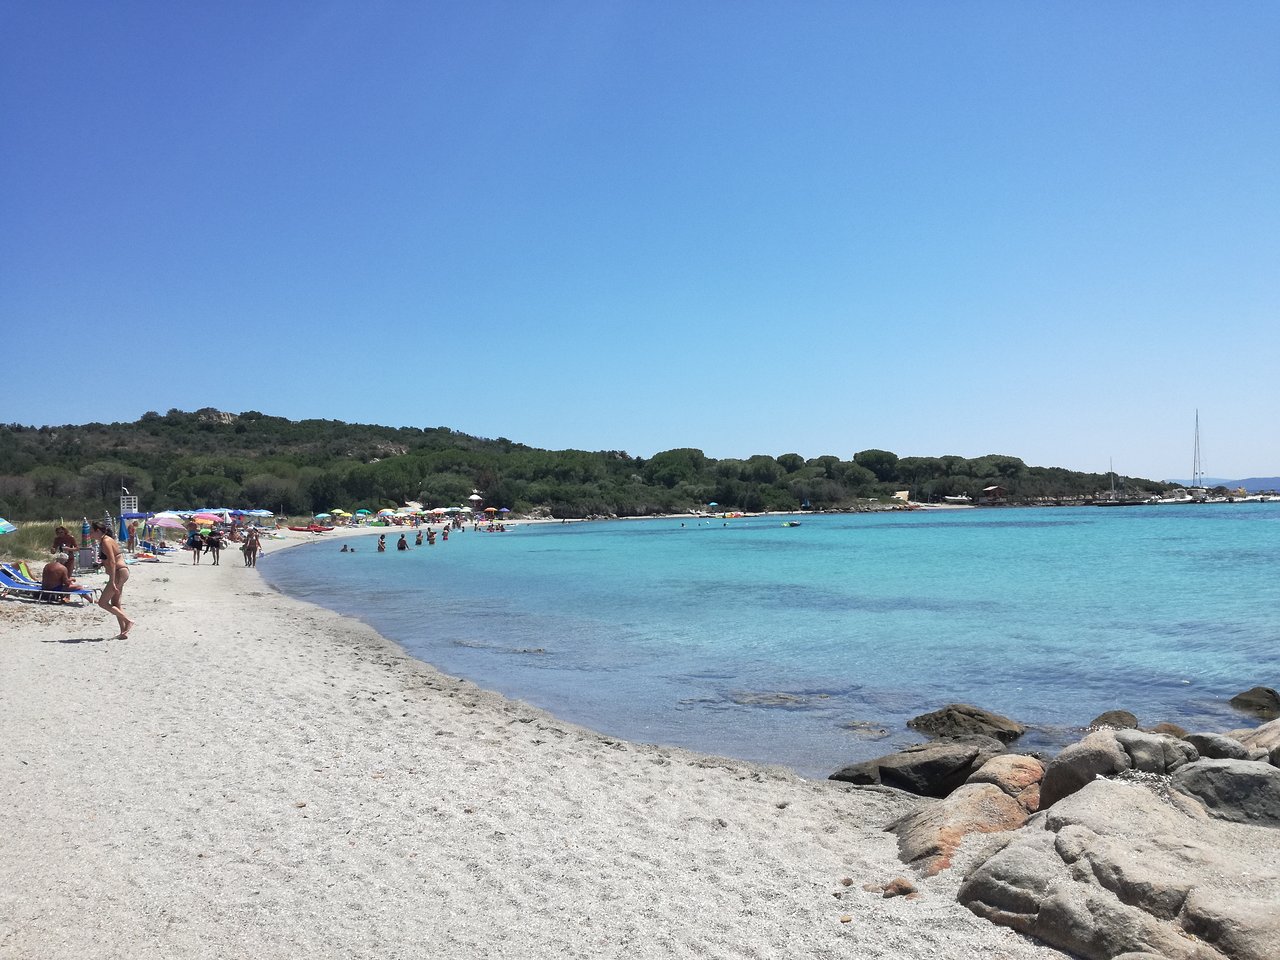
[206,528,223,565]
[243,528,261,567]
[90,520,134,639]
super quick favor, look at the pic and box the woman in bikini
[90,521,135,639]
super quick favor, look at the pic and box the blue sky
[3,2,1277,480]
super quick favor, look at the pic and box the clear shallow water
[262,505,1280,778]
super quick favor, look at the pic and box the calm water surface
[262,504,1280,778]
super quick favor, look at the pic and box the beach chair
[2,563,40,586]
[0,566,98,604]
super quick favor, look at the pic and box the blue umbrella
[118,515,129,541]
[0,517,16,535]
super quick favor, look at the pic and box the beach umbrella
[467,494,483,502]
[499,507,510,513]
[0,517,16,535]
[376,508,395,515]
[483,507,498,513]
[118,515,128,540]
[330,508,348,515]
[193,513,221,524]
[708,502,719,507]
[149,515,186,530]
[354,508,372,515]
[315,512,332,520]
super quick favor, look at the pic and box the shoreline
[1,531,1070,958]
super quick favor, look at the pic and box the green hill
[0,408,1171,520]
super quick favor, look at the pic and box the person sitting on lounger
[40,553,81,600]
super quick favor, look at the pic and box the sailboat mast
[1192,410,1203,488]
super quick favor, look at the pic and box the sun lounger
[0,566,97,604]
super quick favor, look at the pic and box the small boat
[943,494,972,504]
[782,520,802,527]
[287,524,334,533]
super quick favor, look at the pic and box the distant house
[979,485,1006,504]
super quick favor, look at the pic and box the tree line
[0,408,1172,520]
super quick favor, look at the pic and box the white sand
[1,531,1069,959]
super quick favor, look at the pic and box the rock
[965,754,1045,802]
[886,782,1030,876]
[1090,709,1140,730]
[1039,730,1131,809]
[1271,746,1280,769]
[906,703,1026,743]
[830,738,1003,797]
[1185,732,1253,761]
[960,777,1280,960]
[1181,887,1280,960]
[882,876,917,897]
[1114,729,1199,774]
[1235,717,1280,752]
[1170,759,1280,826]
[1017,783,1041,813]
[1229,686,1280,720]
[1147,721,1189,739]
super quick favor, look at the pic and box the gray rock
[1115,729,1199,774]
[1271,745,1280,769]
[830,738,1002,797]
[960,777,1280,960]
[1090,709,1139,730]
[1185,732,1253,761]
[1181,887,1280,960]
[1039,729,1131,809]
[1229,686,1280,720]
[1235,717,1280,752]
[1171,759,1280,826]
[906,703,1027,743]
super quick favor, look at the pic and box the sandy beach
[1,530,1069,959]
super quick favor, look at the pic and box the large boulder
[829,737,1003,797]
[1171,759,1280,826]
[1089,709,1139,730]
[1114,728,1199,774]
[1185,732,1254,762]
[885,781,1029,876]
[960,777,1280,960]
[1039,729,1131,809]
[906,703,1026,743]
[1233,717,1280,753]
[1229,686,1280,720]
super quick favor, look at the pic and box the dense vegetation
[0,408,1172,520]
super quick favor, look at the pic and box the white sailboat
[1188,410,1209,502]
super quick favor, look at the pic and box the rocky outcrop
[1229,686,1280,720]
[1171,759,1280,826]
[1039,729,1197,809]
[1185,732,1254,761]
[959,777,1280,960]
[906,703,1026,743]
[885,754,1045,876]
[1039,730,1132,808]
[1232,717,1280,753]
[829,737,1004,797]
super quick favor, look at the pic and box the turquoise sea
[262,504,1280,779]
